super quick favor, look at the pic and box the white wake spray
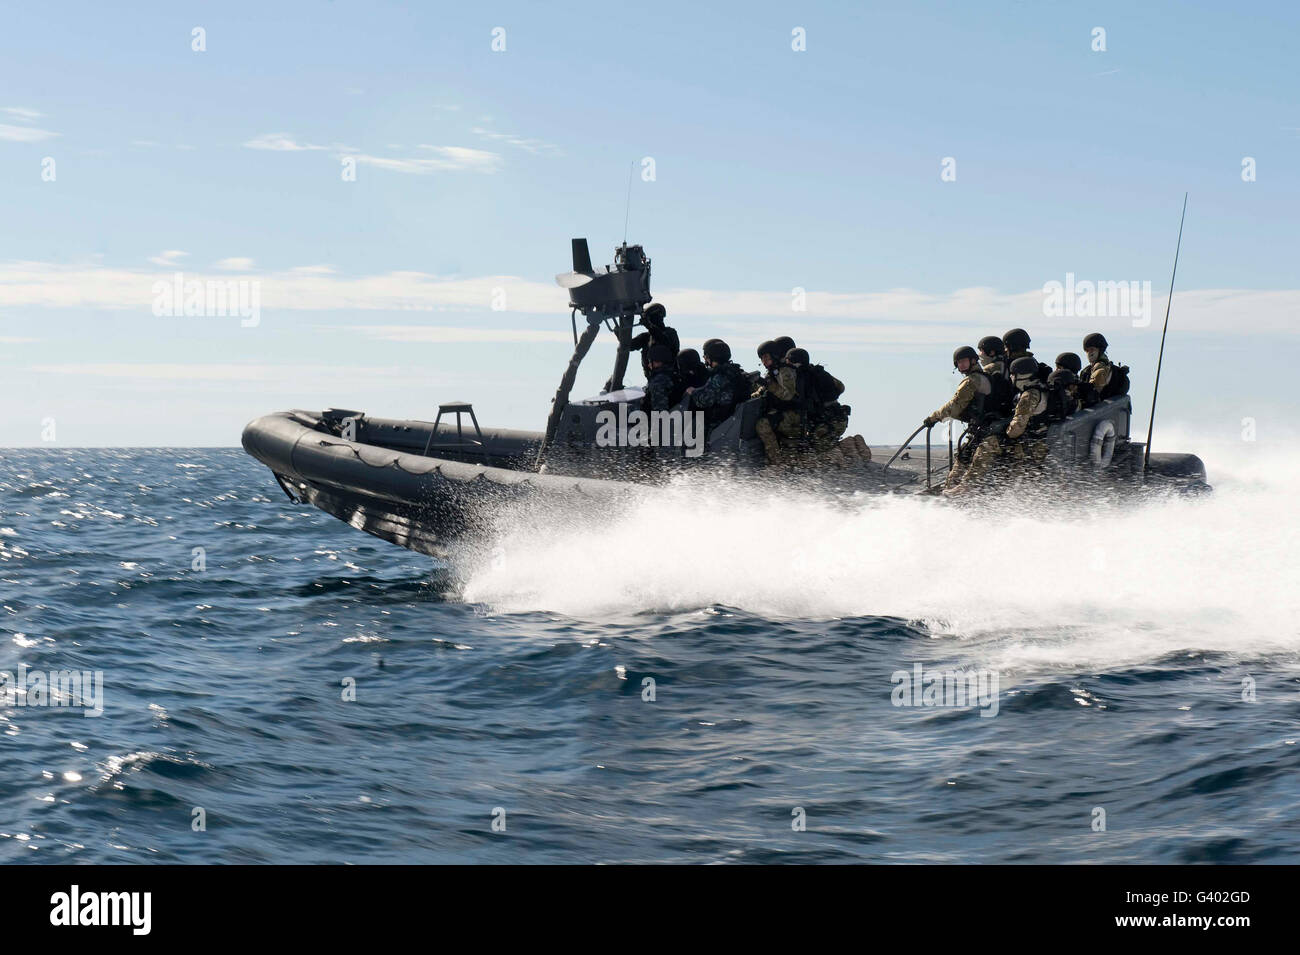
[458,424,1299,671]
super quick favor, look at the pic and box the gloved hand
[923,414,938,427]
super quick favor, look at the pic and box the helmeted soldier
[628,303,680,380]
[1080,332,1125,408]
[926,346,994,492]
[643,344,683,412]
[753,343,802,464]
[677,347,710,390]
[688,339,750,432]
[1053,352,1084,413]
[947,356,1050,496]
[781,347,854,466]
[978,335,1015,415]
[1002,327,1052,382]
[1002,356,1052,459]
[1055,352,1082,375]
[1046,367,1080,418]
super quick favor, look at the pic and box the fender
[1090,418,1117,467]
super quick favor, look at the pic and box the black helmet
[785,347,810,366]
[677,347,703,370]
[1083,332,1108,352]
[647,344,675,365]
[1055,352,1082,374]
[771,336,796,357]
[642,303,667,327]
[1048,368,1078,387]
[952,345,979,368]
[757,339,779,361]
[977,335,1005,357]
[1009,356,1040,380]
[702,338,731,363]
[1003,328,1031,353]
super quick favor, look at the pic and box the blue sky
[2,0,1297,446]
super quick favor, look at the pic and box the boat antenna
[1144,192,1188,472]
[622,160,634,245]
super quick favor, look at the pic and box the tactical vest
[701,362,751,427]
[957,370,994,424]
[983,362,1016,416]
[1019,386,1051,436]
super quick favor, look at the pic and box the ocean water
[2,434,1298,864]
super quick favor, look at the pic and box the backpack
[1102,363,1130,399]
[807,364,844,404]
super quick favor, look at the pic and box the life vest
[1084,358,1130,400]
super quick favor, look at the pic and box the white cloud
[2,107,42,120]
[471,126,561,155]
[0,123,58,142]
[243,133,326,152]
[245,133,502,174]
[148,250,189,266]
[30,362,402,382]
[1,259,1297,341]
[351,145,502,175]
[345,325,575,344]
[215,257,255,271]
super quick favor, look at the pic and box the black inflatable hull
[241,411,623,557]
[242,403,1208,558]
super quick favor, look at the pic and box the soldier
[628,303,680,381]
[785,347,868,466]
[756,337,797,373]
[978,335,1015,415]
[753,344,802,464]
[925,346,993,492]
[1002,327,1053,381]
[1053,352,1085,412]
[946,356,1050,497]
[643,344,683,412]
[1046,367,1080,418]
[677,348,710,390]
[688,339,751,433]
[1080,332,1118,406]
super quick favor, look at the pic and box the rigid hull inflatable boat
[242,239,1209,557]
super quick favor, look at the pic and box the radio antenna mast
[1144,192,1188,472]
[623,161,635,244]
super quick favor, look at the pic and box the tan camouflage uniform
[951,386,1049,494]
[1084,355,1112,394]
[929,370,991,491]
[754,366,802,464]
